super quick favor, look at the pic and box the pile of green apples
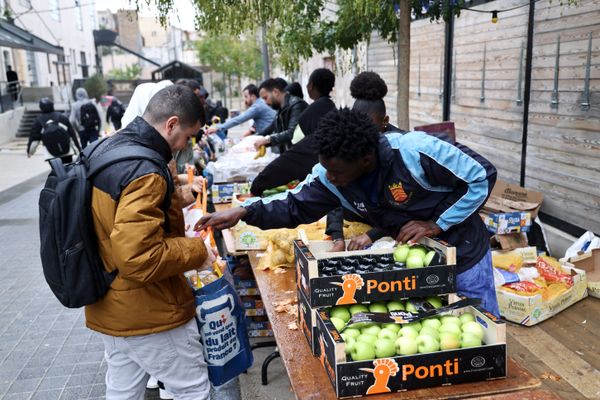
[328,304,485,361]
[393,244,441,268]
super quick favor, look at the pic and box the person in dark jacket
[106,96,125,130]
[285,82,304,99]
[197,108,500,316]
[254,78,308,153]
[250,68,336,196]
[27,97,81,164]
[327,71,404,251]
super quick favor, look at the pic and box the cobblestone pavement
[0,173,291,400]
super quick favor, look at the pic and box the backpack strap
[88,146,174,233]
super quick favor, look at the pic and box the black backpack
[80,102,100,130]
[38,139,173,308]
[41,113,72,157]
[108,101,125,120]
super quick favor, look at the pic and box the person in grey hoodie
[69,87,103,148]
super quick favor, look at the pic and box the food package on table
[205,150,277,183]
[500,280,544,296]
[492,251,524,272]
[342,221,372,239]
[257,222,329,270]
[536,255,574,287]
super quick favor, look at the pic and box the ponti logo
[332,274,364,305]
[402,358,459,381]
[359,358,399,394]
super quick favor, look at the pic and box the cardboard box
[246,320,273,337]
[492,246,538,265]
[481,180,544,234]
[496,265,588,326]
[483,212,532,234]
[561,248,600,299]
[298,287,319,356]
[490,233,529,250]
[242,298,266,317]
[315,305,506,397]
[211,182,251,204]
[294,237,457,308]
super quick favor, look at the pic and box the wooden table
[246,251,547,400]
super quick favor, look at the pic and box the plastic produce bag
[194,264,253,386]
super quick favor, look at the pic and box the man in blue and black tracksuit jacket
[197,108,499,316]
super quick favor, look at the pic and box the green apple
[347,322,368,330]
[459,312,476,325]
[393,244,410,263]
[399,326,419,339]
[416,334,440,353]
[424,250,436,266]
[421,318,442,330]
[461,332,482,348]
[419,326,439,340]
[439,323,462,337]
[351,341,376,361]
[462,321,485,341]
[440,315,462,327]
[405,300,418,313]
[386,300,405,311]
[330,306,351,322]
[395,336,418,355]
[440,332,461,350]
[357,333,378,346]
[378,328,398,341]
[369,302,388,313]
[382,323,401,334]
[426,296,443,309]
[343,328,361,339]
[406,255,424,269]
[404,321,422,331]
[361,324,382,337]
[342,335,356,354]
[375,338,396,358]
[408,247,427,260]
[330,317,345,332]
[349,304,369,315]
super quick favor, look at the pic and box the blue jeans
[79,129,99,148]
[456,251,500,318]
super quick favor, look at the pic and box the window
[80,51,88,78]
[70,49,77,74]
[49,0,60,21]
[75,2,83,31]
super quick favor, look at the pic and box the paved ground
[0,128,293,400]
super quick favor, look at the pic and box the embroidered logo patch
[388,182,408,203]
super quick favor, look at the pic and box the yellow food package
[543,283,569,301]
[492,251,523,272]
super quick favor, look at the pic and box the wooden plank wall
[450,0,529,183]
[526,0,600,233]
[366,0,600,234]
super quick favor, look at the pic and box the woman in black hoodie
[250,68,336,196]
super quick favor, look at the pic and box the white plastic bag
[564,231,600,260]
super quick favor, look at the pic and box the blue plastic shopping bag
[194,266,254,386]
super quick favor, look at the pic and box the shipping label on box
[294,237,457,308]
[314,306,507,398]
[496,266,588,326]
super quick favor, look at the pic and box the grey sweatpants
[99,319,210,400]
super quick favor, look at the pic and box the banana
[254,145,266,159]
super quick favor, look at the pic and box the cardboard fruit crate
[294,237,456,308]
[561,248,600,299]
[298,287,319,355]
[315,305,506,397]
[496,264,588,326]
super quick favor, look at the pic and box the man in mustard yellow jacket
[86,85,211,399]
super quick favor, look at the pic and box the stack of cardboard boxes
[480,180,588,326]
[294,237,507,398]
